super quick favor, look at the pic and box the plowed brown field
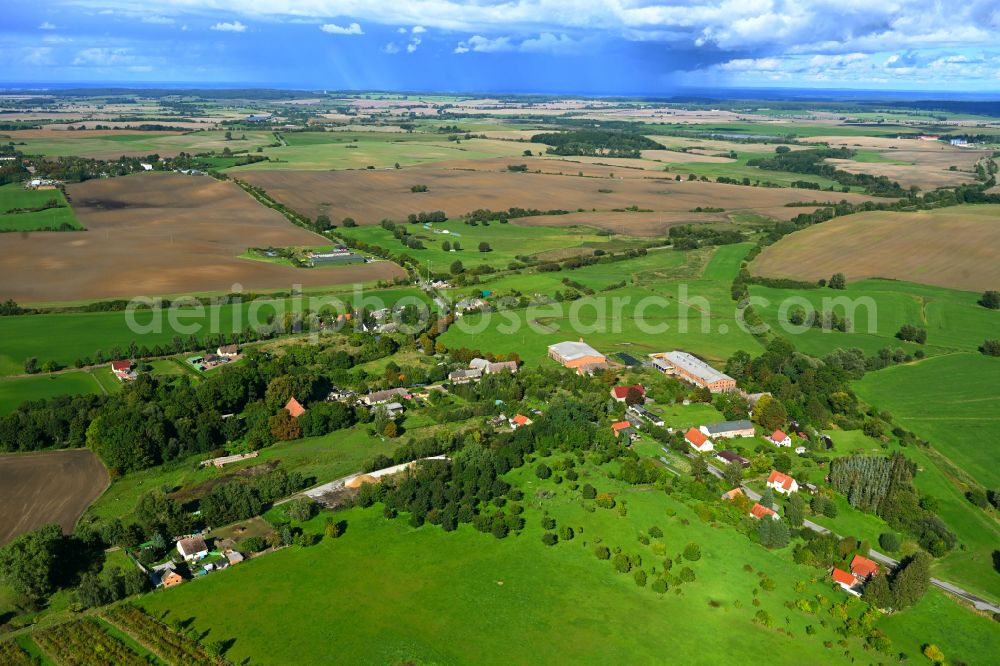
[0,172,403,304]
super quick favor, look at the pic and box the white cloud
[454,35,513,54]
[454,33,579,55]
[142,16,176,25]
[397,27,408,34]
[72,47,134,66]
[383,42,400,54]
[39,22,56,30]
[320,22,363,35]
[411,25,426,33]
[210,21,247,32]
[407,37,422,53]
[23,47,54,66]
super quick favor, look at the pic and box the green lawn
[749,279,996,358]
[441,244,762,366]
[0,286,429,377]
[138,453,1000,665]
[229,135,548,171]
[0,371,106,414]
[854,354,1000,489]
[0,183,82,231]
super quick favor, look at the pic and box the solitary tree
[828,272,847,290]
[980,290,1000,309]
[478,242,492,253]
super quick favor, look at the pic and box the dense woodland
[531,129,665,158]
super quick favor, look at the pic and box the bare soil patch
[240,166,877,229]
[0,172,403,304]
[0,449,109,545]
[752,205,1000,291]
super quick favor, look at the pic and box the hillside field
[0,183,82,232]
[0,370,109,414]
[752,205,1000,292]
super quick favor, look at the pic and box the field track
[0,449,109,545]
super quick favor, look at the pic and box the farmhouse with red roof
[831,567,862,596]
[610,384,645,403]
[850,554,879,580]
[768,429,792,447]
[284,397,306,419]
[766,470,799,495]
[110,359,134,381]
[510,414,533,429]
[750,503,779,520]
[684,427,714,453]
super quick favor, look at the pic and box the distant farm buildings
[700,420,755,439]
[548,340,613,375]
[649,351,736,393]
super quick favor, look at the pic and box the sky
[3,1,1000,94]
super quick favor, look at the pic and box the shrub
[240,536,267,553]
[596,493,616,509]
[559,526,574,541]
[649,525,663,538]
[651,578,668,594]
[683,543,701,561]
[679,567,696,583]
[878,532,901,552]
[594,545,611,560]
[535,463,552,479]
[542,532,558,546]
[613,553,632,573]
[541,516,556,530]
[581,484,597,499]
[634,569,647,587]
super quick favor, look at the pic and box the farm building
[649,351,736,393]
[227,551,245,566]
[383,402,405,419]
[510,414,533,429]
[768,430,792,447]
[177,536,208,562]
[285,397,307,418]
[610,384,645,403]
[685,427,714,453]
[110,359,134,381]
[217,344,239,357]
[548,340,607,370]
[831,568,862,596]
[612,421,637,440]
[715,450,751,468]
[151,562,184,588]
[449,367,483,384]
[766,470,799,495]
[850,555,879,580]
[721,487,744,501]
[750,503,779,520]
[628,404,664,426]
[363,388,410,406]
[700,420,755,439]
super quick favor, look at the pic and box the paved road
[698,454,1000,613]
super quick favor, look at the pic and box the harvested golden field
[752,205,1000,291]
[0,449,109,545]
[240,166,877,228]
[0,172,403,304]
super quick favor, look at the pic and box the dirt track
[0,449,109,545]
[0,172,404,304]
[240,165,879,228]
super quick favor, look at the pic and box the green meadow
[229,133,547,171]
[0,183,82,231]
[854,353,1000,489]
[339,217,643,270]
[749,279,997,358]
[441,244,762,366]
[15,130,275,159]
[0,370,108,414]
[139,453,1000,665]
[0,287,429,377]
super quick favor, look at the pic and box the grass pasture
[752,205,1000,292]
[0,370,109,413]
[854,354,1000,489]
[139,453,1000,665]
[0,183,81,232]
[9,129,275,159]
[749,278,998,358]
[441,244,762,366]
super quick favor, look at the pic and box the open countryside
[1,4,999,663]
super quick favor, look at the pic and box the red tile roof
[512,414,530,426]
[767,470,796,490]
[612,421,631,431]
[685,427,709,447]
[832,568,858,586]
[750,503,777,519]
[111,360,132,371]
[611,384,645,399]
[722,488,744,500]
[285,397,306,418]
[850,554,879,578]
[770,429,789,442]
